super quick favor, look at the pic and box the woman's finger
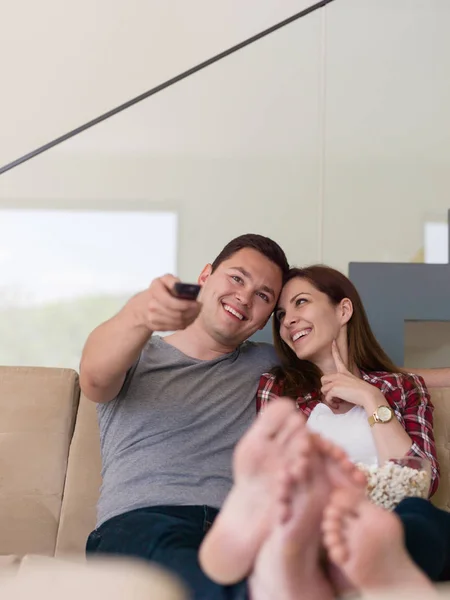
[324,392,341,408]
[332,340,350,375]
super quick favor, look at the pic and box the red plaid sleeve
[363,371,440,496]
[400,374,440,497]
[256,373,283,413]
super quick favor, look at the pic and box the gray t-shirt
[96,335,278,527]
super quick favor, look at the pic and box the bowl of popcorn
[357,457,431,510]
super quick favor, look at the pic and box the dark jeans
[87,499,450,599]
[395,497,450,581]
[86,505,248,600]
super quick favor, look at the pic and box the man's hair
[211,233,289,277]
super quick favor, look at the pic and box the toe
[256,398,297,439]
[327,541,348,565]
[276,413,306,448]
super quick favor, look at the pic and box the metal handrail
[0,0,336,176]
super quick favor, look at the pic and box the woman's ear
[340,298,353,325]
[198,263,212,285]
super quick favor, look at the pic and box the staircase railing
[0,0,336,176]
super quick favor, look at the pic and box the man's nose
[235,289,252,307]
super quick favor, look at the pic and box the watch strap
[368,405,393,427]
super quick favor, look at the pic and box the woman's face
[276,277,348,363]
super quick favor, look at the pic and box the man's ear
[198,263,212,285]
[340,298,353,325]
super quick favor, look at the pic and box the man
[81,234,289,600]
[81,233,449,600]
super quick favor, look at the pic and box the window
[424,222,449,264]
[0,209,177,369]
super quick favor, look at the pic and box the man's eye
[258,292,269,303]
[231,275,243,283]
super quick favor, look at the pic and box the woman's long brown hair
[271,265,403,398]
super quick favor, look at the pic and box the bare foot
[249,440,334,600]
[311,435,368,595]
[199,398,308,585]
[322,487,436,596]
[316,435,368,492]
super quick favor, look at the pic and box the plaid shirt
[257,370,440,497]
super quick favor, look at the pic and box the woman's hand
[321,341,384,412]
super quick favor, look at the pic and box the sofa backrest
[55,394,101,556]
[429,387,450,511]
[56,386,450,556]
[0,366,449,559]
[0,367,79,557]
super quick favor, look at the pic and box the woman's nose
[285,312,298,327]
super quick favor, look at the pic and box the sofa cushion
[429,387,450,511]
[0,555,188,600]
[55,394,102,556]
[0,555,21,573]
[0,367,79,556]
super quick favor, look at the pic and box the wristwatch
[368,405,394,427]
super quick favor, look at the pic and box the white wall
[1,0,449,283]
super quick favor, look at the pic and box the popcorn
[357,460,430,510]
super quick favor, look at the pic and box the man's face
[197,248,283,347]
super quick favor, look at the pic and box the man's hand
[129,274,202,333]
[80,274,202,403]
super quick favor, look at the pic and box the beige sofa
[0,366,449,564]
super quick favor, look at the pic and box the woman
[257,265,448,580]
[200,265,450,588]
[259,265,439,495]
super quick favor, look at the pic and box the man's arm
[408,367,450,388]
[79,299,151,404]
[79,274,201,404]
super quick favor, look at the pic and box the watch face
[378,406,392,422]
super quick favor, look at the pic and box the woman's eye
[276,311,285,322]
[295,298,306,307]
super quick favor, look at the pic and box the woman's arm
[397,374,440,496]
[362,386,414,465]
[363,374,439,496]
